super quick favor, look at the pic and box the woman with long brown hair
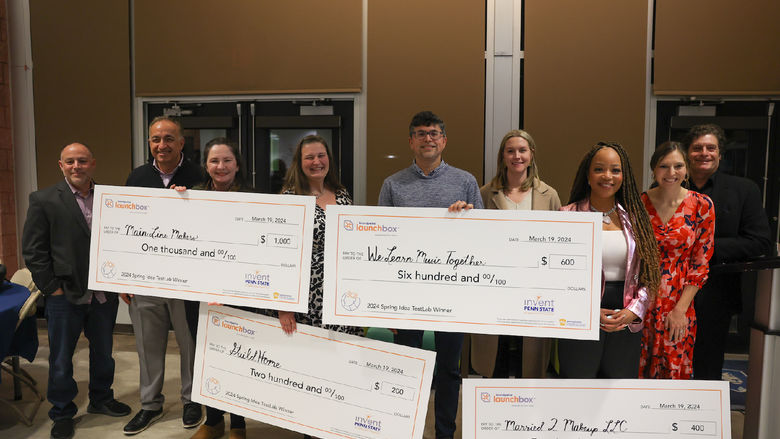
[639,141,714,379]
[558,142,660,378]
[276,134,360,335]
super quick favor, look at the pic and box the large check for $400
[324,206,602,339]
[463,379,731,438]
[193,304,435,439]
[88,185,314,311]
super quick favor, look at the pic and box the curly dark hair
[408,111,446,137]
[682,124,725,152]
[568,142,660,301]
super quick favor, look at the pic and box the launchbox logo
[220,318,255,336]
[491,393,535,405]
[105,198,150,211]
[343,220,354,231]
[349,221,398,233]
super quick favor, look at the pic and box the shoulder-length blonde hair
[489,129,539,192]
[282,135,344,195]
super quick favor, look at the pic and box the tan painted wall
[524,0,648,201]
[366,0,486,203]
[30,0,132,188]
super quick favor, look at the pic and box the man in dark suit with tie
[22,143,130,439]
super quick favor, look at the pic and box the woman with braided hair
[558,142,660,378]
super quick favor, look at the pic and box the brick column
[0,0,18,275]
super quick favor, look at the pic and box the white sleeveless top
[602,229,627,281]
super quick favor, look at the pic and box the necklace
[589,203,617,224]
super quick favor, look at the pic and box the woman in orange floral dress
[639,141,714,379]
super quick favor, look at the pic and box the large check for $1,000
[194,304,435,439]
[88,185,314,311]
[324,206,602,339]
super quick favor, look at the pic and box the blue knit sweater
[378,161,483,208]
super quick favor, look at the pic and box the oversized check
[463,379,731,438]
[193,304,435,439]
[88,185,314,311]
[323,206,602,339]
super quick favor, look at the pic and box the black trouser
[692,282,734,380]
[558,281,642,378]
[396,330,462,438]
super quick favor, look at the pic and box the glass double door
[146,100,354,195]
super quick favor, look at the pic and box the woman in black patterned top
[278,135,361,337]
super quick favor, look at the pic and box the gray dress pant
[128,295,196,410]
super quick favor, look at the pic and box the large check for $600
[324,206,602,339]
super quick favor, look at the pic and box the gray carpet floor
[1,328,745,438]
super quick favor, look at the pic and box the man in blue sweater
[378,111,482,439]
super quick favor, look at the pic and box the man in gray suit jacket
[23,143,130,439]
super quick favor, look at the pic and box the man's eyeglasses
[411,130,444,140]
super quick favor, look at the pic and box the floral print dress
[639,191,714,379]
[283,188,361,335]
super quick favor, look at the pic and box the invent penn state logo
[341,291,360,311]
[101,261,116,278]
[343,220,354,231]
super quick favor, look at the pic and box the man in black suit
[22,143,131,439]
[685,124,773,380]
[121,116,204,435]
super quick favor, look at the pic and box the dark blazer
[125,158,203,189]
[22,180,93,303]
[699,172,772,264]
[692,171,773,310]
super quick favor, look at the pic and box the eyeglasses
[411,130,444,140]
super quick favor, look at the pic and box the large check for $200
[88,185,314,311]
[193,304,435,439]
[324,206,602,339]
[463,379,731,438]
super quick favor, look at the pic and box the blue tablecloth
[0,281,39,382]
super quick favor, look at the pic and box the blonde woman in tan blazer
[472,129,561,378]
